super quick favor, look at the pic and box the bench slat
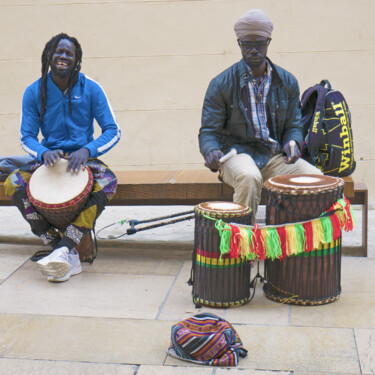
[0,171,355,205]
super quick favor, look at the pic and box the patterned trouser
[4,158,117,250]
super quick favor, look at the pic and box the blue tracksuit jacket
[20,72,121,161]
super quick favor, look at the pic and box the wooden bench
[0,171,368,256]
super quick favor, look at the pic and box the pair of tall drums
[192,174,344,307]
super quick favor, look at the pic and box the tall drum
[192,201,253,308]
[263,174,344,305]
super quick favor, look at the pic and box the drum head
[28,159,90,205]
[197,201,249,214]
[264,174,344,195]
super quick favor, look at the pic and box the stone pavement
[0,205,374,374]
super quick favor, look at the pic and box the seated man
[199,9,321,217]
[4,33,121,282]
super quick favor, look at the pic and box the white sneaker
[47,250,82,283]
[37,247,81,280]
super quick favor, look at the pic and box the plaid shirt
[246,61,281,154]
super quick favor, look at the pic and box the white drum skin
[28,159,89,205]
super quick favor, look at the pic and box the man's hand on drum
[282,140,301,164]
[42,150,64,168]
[66,148,90,173]
[205,149,224,172]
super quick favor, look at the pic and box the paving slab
[226,262,289,326]
[354,328,375,375]
[0,233,372,373]
[216,370,290,374]
[22,246,191,276]
[138,367,291,375]
[0,358,136,375]
[85,247,190,276]
[290,291,375,329]
[156,260,227,322]
[157,259,288,325]
[137,364,212,374]
[341,256,375,293]
[166,325,360,373]
[0,267,174,320]
[0,314,170,365]
[0,243,34,282]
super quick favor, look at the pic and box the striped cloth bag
[167,312,247,366]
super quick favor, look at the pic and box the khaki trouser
[220,153,322,216]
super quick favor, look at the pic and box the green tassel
[337,198,345,208]
[266,228,282,260]
[294,224,305,254]
[245,228,256,260]
[215,220,232,256]
[320,216,333,243]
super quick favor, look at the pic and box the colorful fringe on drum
[214,197,355,261]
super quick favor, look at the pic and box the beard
[50,64,74,78]
[246,55,265,69]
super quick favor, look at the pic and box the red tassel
[255,227,265,260]
[229,224,241,258]
[326,201,337,214]
[303,221,314,252]
[330,213,342,240]
[343,197,353,231]
[276,227,287,259]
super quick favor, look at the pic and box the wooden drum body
[192,201,253,308]
[27,159,94,231]
[263,174,344,305]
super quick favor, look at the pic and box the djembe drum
[263,174,344,305]
[27,159,94,260]
[191,201,253,308]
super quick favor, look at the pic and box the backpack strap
[302,82,331,154]
[319,79,331,90]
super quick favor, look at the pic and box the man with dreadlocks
[4,33,121,282]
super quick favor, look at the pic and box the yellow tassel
[285,225,298,256]
[260,227,269,255]
[239,228,250,258]
[311,219,325,249]
[335,210,346,229]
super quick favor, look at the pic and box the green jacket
[199,58,303,168]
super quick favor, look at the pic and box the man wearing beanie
[199,9,321,216]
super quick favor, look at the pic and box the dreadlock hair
[40,33,83,122]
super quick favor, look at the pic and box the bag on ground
[167,312,247,366]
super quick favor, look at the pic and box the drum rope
[96,210,195,240]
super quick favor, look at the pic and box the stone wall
[1,0,374,203]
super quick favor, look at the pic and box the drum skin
[263,174,344,305]
[27,160,94,232]
[192,201,253,308]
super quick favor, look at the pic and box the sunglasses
[238,39,271,51]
